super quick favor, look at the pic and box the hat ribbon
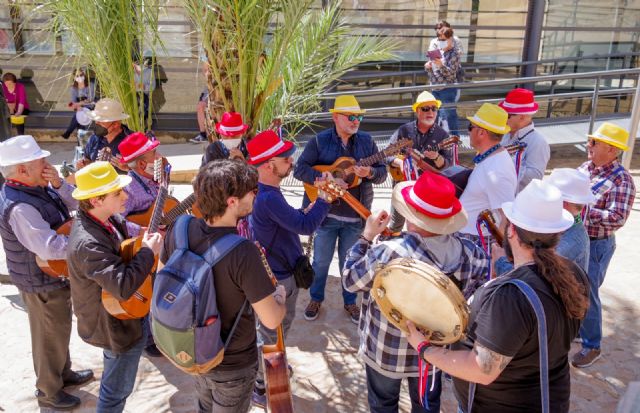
[334,105,361,112]
[501,101,536,109]
[470,115,504,132]
[79,177,123,197]
[219,123,245,133]
[124,140,155,161]
[409,187,453,216]
[251,140,285,162]
[591,131,621,142]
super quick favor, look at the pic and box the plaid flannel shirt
[579,160,636,239]
[342,231,489,378]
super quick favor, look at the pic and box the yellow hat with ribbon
[466,103,511,135]
[588,122,630,151]
[412,91,442,112]
[72,161,132,200]
[329,95,366,114]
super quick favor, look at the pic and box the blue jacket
[0,183,70,293]
[250,183,330,280]
[293,127,387,219]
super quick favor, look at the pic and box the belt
[589,235,612,241]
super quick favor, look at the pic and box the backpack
[151,215,246,375]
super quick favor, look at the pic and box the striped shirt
[579,160,636,239]
[342,232,489,378]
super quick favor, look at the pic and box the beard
[419,117,436,128]
[503,224,515,263]
[273,163,292,179]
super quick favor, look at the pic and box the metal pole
[622,73,640,169]
[521,0,546,83]
[589,79,601,134]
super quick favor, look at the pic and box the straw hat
[328,95,366,114]
[498,88,539,115]
[545,168,596,205]
[118,132,160,163]
[412,91,442,112]
[88,98,130,122]
[502,179,573,234]
[0,135,50,167]
[391,171,467,234]
[247,130,296,165]
[467,103,511,135]
[72,161,132,200]
[215,112,249,138]
[587,122,630,151]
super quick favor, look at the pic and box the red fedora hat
[215,112,249,137]
[247,130,295,165]
[498,88,539,115]
[118,132,160,163]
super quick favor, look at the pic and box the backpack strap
[467,278,549,413]
[173,215,194,251]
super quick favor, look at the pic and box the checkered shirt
[579,160,636,239]
[342,232,489,378]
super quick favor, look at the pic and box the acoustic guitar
[257,246,294,413]
[127,193,180,226]
[36,220,73,278]
[316,180,394,238]
[101,158,167,320]
[302,139,412,202]
[478,209,504,246]
[388,135,461,181]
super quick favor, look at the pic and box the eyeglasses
[587,138,599,147]
[507,114,517,119]
[467,124,476,132]
[419,106,438,113]
[341,114,364,122]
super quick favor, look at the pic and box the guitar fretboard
[160,193,196,226]
[149,187,168,233]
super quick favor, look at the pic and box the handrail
[322,68,640,98]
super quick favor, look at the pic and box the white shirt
[501,122,550,193]
[459,150,517,235]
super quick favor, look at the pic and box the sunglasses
[467,124,476,132]
[419,106,438,113]
[341,114,364,122]
[507,114,517,119]
[587,138,599,147]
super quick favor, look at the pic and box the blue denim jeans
[309,217,362,305]
[580,236,616,350]
[365,365,442,413]
[432,88,459,135]
[97,322,146,413]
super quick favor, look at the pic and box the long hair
[513,226,589,319]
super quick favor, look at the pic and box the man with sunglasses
[498,88,550,193]
[294,95,387,324]
[571,123,635,368]
[387,91,453,232]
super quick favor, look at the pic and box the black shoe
[63,369,94,387]
[144,344,163,358]
[36,390,81,411]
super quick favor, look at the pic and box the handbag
[265,228,315,289]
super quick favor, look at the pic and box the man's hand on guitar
[354,165,372,179]
[112,155,129,171]
[362,210,391,241]
[229,148,245,160]
[423,150,439,160]
[75,158,89,170]
[490,242,507,279]
[272,284,286,305]
[142,232,163,256]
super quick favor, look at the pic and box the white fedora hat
[88,98,130,122]
[545,168,596,205]
[76,107,92,126]
[502,179,573,234]
[0,135,51,167]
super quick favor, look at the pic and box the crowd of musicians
[0,88,635,413]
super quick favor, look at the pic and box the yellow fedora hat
[466,103,511,135]
[412,91,442,112]
[329,95,366,114]
[72,161,133,200]
[588,122,630,151]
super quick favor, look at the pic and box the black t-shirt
[453,263,587,413]
[160,219,275,371]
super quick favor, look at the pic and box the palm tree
[182,0,397,139]
[36,0,162,132]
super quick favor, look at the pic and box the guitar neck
[148,187,168,233]
[479,210,504,246]
[160,193,196,226]
[339,191,393,237]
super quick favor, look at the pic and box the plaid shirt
[579,160,636,239]
[342,232,489,378]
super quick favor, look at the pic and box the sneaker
[251,387,266,408]
[344,304,360,324]
[190,134,208,144]
[571,348,601,368]
[304,300,321,321]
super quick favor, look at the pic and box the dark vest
[0,183,71,293]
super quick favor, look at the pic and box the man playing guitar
[66,162,162,412]
[388,90,454,232]
[0,135,94,411]
[294,94,387,324]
